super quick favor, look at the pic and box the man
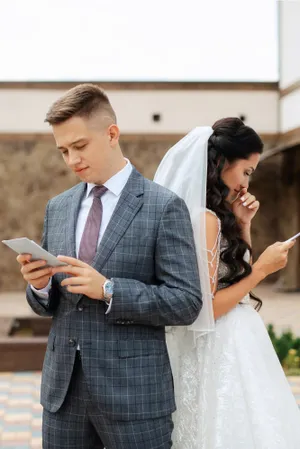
[17,84,202,449]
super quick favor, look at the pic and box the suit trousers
[42,352,174,449]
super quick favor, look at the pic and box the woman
[154,118,300,448]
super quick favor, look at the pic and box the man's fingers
[25,275,51,285]
[24,267,52,281]
[16,254,32,265]
[21,260,47,274]
[66,285,89,294]
[52,266,83,276]
[57,255,88,268]
[61,276,88,286]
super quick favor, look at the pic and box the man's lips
[74,167,88,173]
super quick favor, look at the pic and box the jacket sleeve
[106,195,202,326]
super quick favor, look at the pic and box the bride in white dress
[154,118,300,449]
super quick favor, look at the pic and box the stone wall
[0,135,279,291]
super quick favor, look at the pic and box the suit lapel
[65,182,87,258]
[92,168,144,272]
[63,183,87,305]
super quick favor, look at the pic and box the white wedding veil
[154,127,215,336]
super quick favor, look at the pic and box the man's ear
[108,124,120,146]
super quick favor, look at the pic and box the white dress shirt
[31,159,133,315]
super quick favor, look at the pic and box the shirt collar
[86,158,132,198]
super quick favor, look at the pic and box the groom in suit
[17,84,202,449]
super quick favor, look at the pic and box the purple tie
[78,185,108,264]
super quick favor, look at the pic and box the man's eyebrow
[57,138,87,150]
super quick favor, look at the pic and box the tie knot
[92,185,108,199]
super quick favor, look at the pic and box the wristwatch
[102,278,114,301]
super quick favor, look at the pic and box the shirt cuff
[105,298,113,314]
[31,278,52,299]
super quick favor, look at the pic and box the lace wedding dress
[168,212,300,449]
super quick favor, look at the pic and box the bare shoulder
[205,210,220,232]
[205,210,220,249]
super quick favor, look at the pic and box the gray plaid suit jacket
[26,168,202,421]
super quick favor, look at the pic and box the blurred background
[0,0,299,447]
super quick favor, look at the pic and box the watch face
[105,281,114,295]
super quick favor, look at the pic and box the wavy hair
[207,117,263,309]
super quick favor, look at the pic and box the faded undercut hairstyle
[45,83,117,126]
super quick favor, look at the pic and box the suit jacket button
[68,338,76,346]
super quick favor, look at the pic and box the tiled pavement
[0,372,42,448]
[0,371,299,448]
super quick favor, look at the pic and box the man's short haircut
[45,83,117,125]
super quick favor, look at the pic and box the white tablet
[2,238,67,267]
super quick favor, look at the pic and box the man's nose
[68,152,81,166]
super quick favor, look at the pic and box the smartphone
[285,232,300,243]
[2,237,67,267]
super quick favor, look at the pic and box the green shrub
[267,324,300,374]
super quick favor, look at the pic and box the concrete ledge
[0,337,47,372]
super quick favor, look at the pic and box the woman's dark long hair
[207,118,263,310]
